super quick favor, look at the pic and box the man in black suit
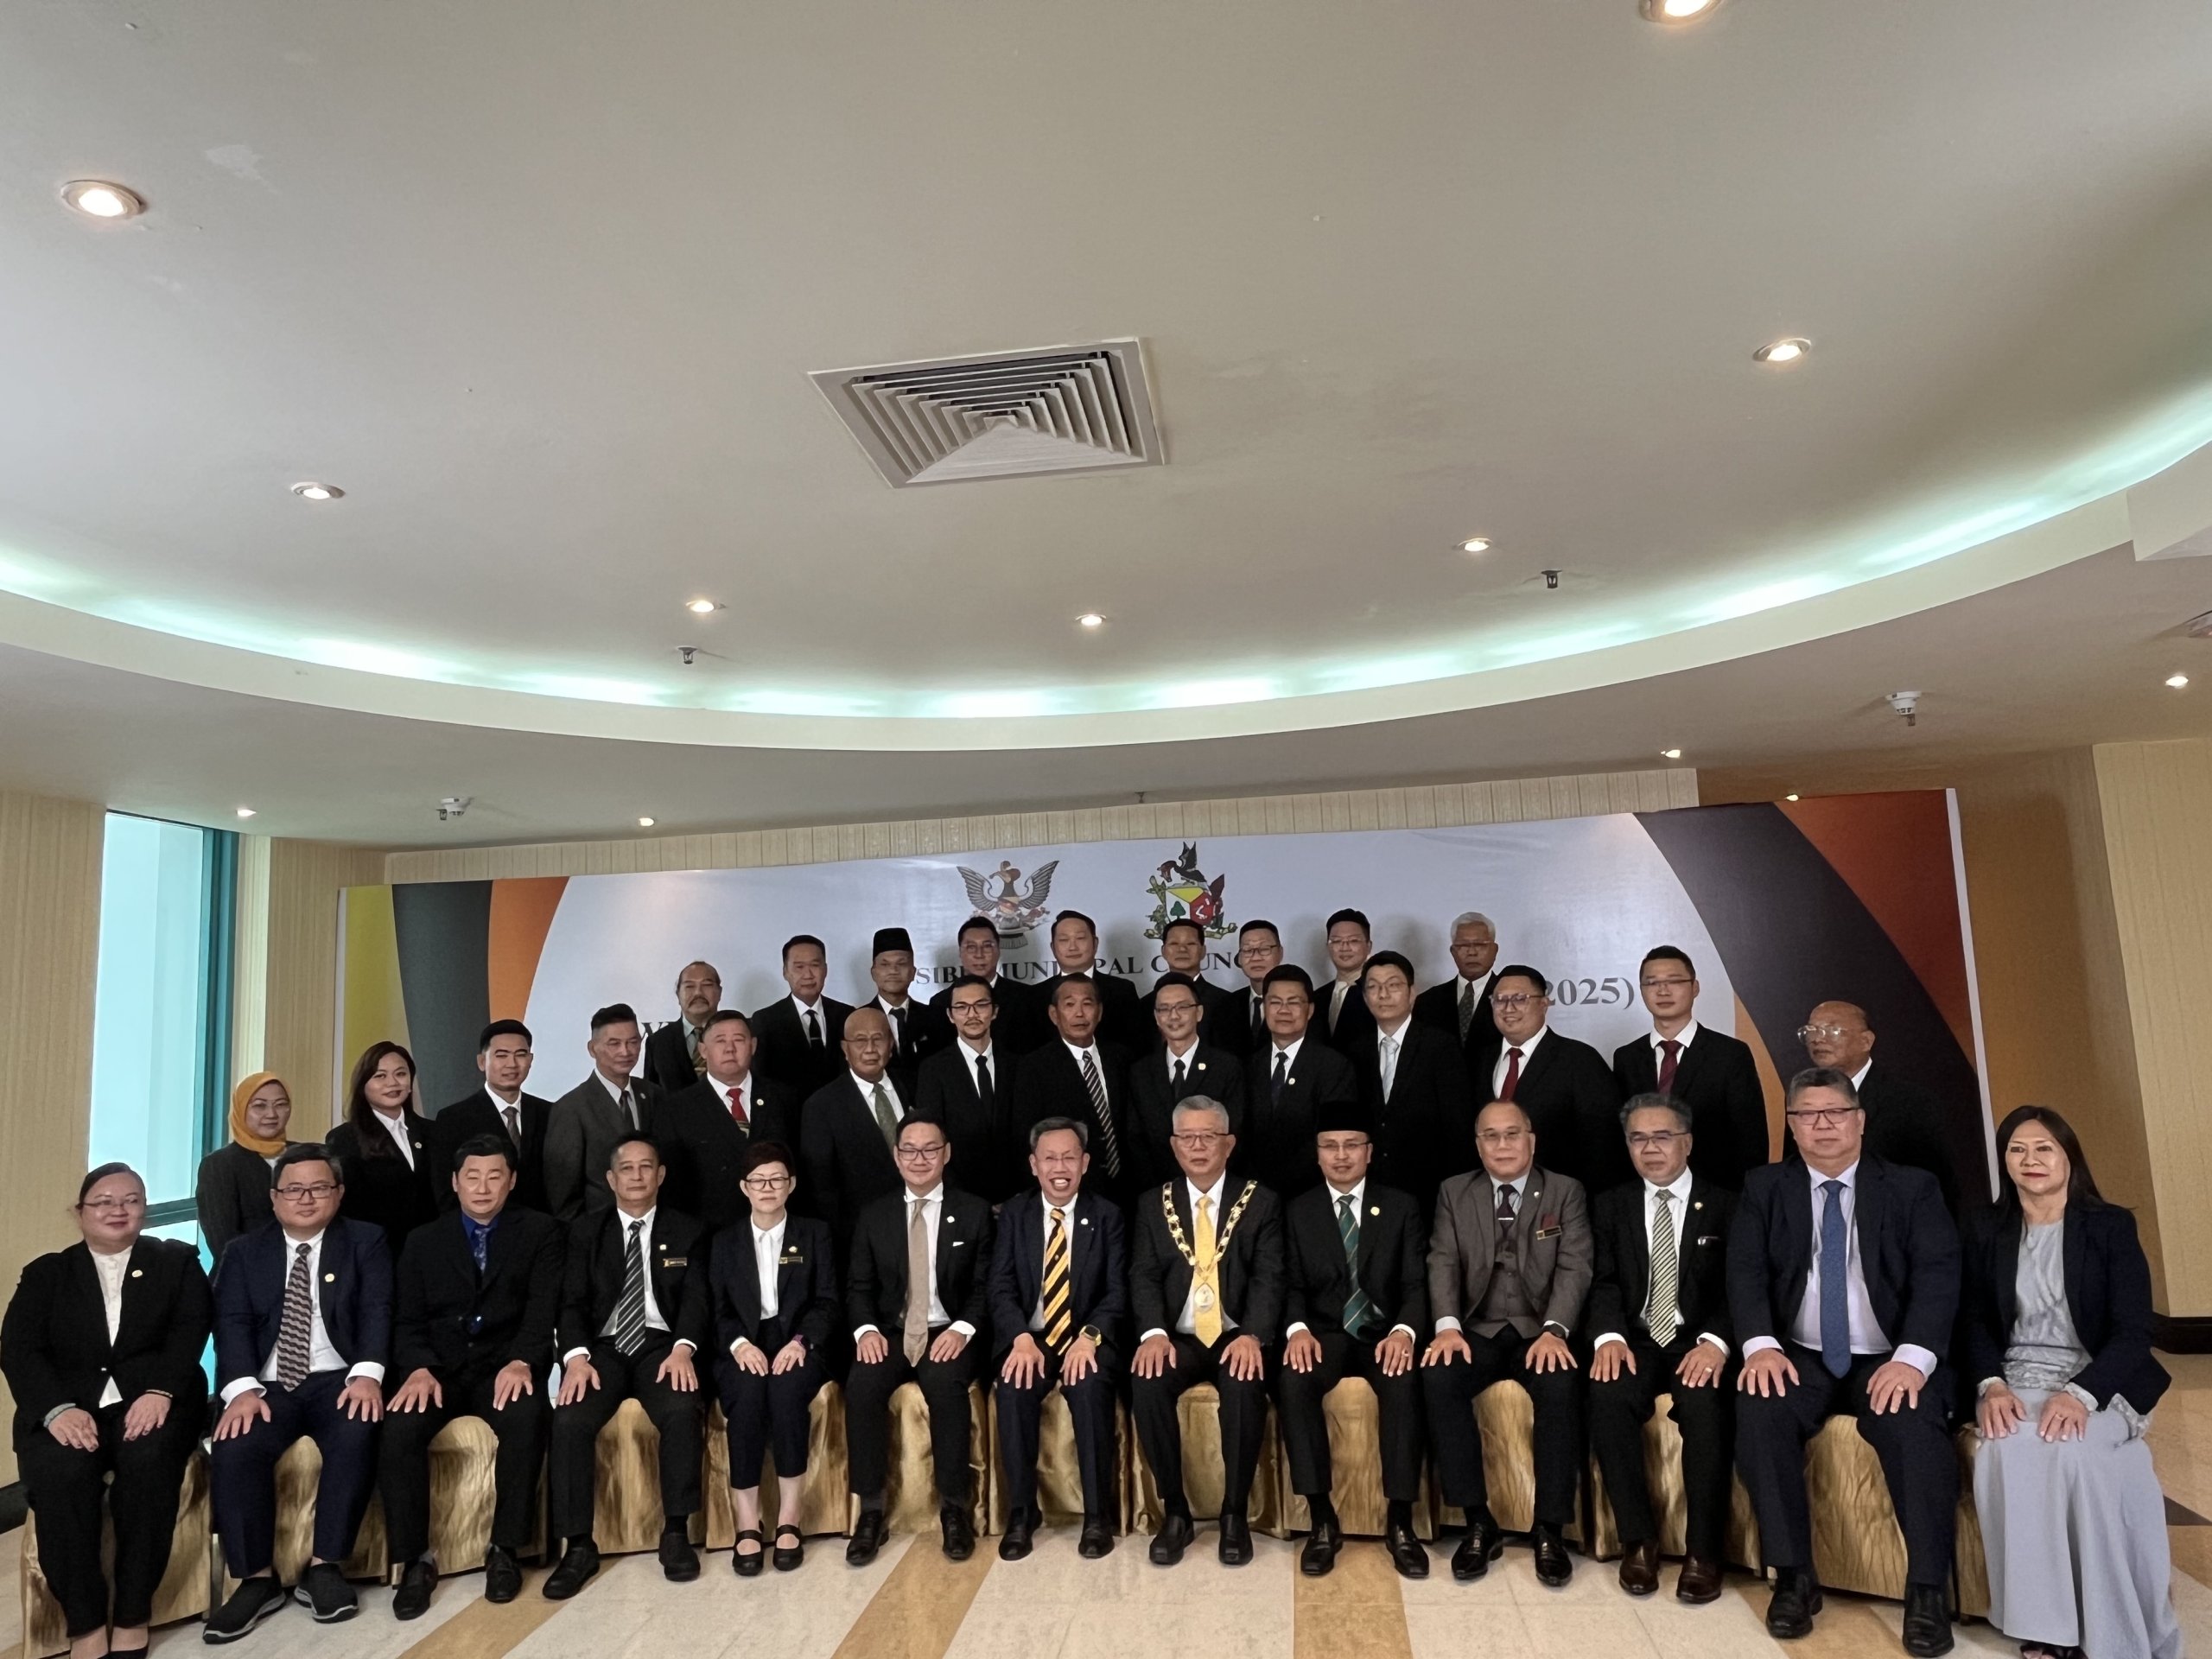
[1009,977,1138,1207]
[1413,910,1503,1069]
[915,975,1020,1205]
[1470,964,1627,1193]
[1799,1001,1962,1211]
[1128,972,1245,1188]
[842,1117,996,1564]
[1129,1095,1287,1568]
[932,917,1048,1055]
[1350,951,1475,1217]
[381,1135,566,1618]
[543,1134,709,1598]
[798,1006,915,1253]
[866,926,956,1070]
[435,1020,554,1214]
[1216,918,1287,1059]
[749,934,854,1103]
[990,1117,1127,1560]
[1138,918,1232,1041]
[1044,909,1144,1051]
[656,1009,796,1231]
[642,960,722,1095]
[1611,947,1769,1192]
[205,1145,392,1638]
[1276,1103,1428,1580]
[1586,1096,1738,1605]
[1730,1067,1960,1656]
[1315,907,1378,1053]
[1243,965,1358,1199]
[544,1003,659,1221]
[1421,1098,1592,1586]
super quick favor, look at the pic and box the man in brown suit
[1421,1097,1592,1586]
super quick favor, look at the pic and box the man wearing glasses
[1611,948,1768,1192]
[1731,1067,1960,1656]
[917,975,1020,1203]
[1795,1001,1961,1212]
[931,917,1047,1055]
[1217,918,1289,1059]
[1469,964,1624,1192]
[1586,1096,1737,1605]
[1140,918,1232,1039]
[843,1117,995,1564]
[1128,972,1245,1188]
[1242,965,1357,1199]
[205,1144,390,1637]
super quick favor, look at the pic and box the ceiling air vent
[810,339,1162,487]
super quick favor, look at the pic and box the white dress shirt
[594,1069,641,1131]
[855,1185,975,1341]
[1063,1039,1105,1077]
[1850,1058,1873,1091]
[1143,1176,1241,1342]
[732,1216,788,1354]
[222,1229,387,1402]
[790,994,830,1046]
[1740,1160,1936,1377]
[1590,1170,1726,1355]
[1434,1172,1530,1334]
[1029,1193,1080,1331]
[853,1070,906,1121]
[1286,1179,1417,1342]
[961,1042,997,1093]
[1491,1024,1548,1096]
[483,1085,526,1144]
[90,1247,130,1407]
[564,1205,690,1362]
[1265,1034,1306,1079]
[372,1107,416,1167]
[1649,1019,1702,1058]
[705,1071,753,1121]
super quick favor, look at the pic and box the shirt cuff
[1695,1333,1729,1358]
[672,1339,696,1354]
[1740,1335,1782,1358]
[346,1362,385,1384]
[949,1321,976,1340]
[561,1346,590,1365]
[1976,1375,2006,1397]
[855,1324,880,1340]
[730,1338,754,1358]
[1541,1320,1568,1338]
[1592,1331,1625,1351]
[1892,1344,1937,1378]
[1389,1323,1415,1341]
[219,1378,267,1406]
[1433,1316,1463,1334]
[1285,1321,1310,1338]
[2064,1381,2099,1409]
[1140,1326,1167,1344]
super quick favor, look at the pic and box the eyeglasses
[948,1001,994,1015]
[1169,1131,1227,1147]
[1639,977,1694,992]
[1490,993,1543,1012]
[1625,1132,1684,1150]
[1154,1000,1199,1015]
[741,1173,792,1192]
[1316,1137,1370,1154]
[1796,1024,1857,1043]
[79,1194,145,1213]
[1784,1106,1861,1127]
[893,1144,948,1162]
[1475,1128,1529,1146]
[274,1182,340,1201]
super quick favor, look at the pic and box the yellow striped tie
[1041,1206,1072,1354]
[1193,1195,1223,1346]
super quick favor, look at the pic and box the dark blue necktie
[467,1220,489,1273]
[1818,1179,1850,1378]
[1271,1051,1287,1103]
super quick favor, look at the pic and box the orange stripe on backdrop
[1738,992,1784,1160]
[1778,793,1974,1058]
[486,877,569,1021]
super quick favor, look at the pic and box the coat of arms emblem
[957,859,1059,935]
[1145,842,1231,940]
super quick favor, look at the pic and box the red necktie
[726,1086,749,1128]
[1500,1046,1523,1099]
[1657,1038,1681,1095]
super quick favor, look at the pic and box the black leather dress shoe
[659,1526,700,1582]
[1217,1510,1254,1566]
[1078,1515,1116,1559]
[540,1542,598,1600]
[1532,1524,1573,1587]
[391,1560,437,1621]
[1451,1520,1504,1582]
[1300,1518,1342,1577]
[483,1545,523,1604]
[1901,1584,1955,1656]
[941,1502,976,1560]
[999,1508,1037,1561]
[846,1510,887,1567]
[772,1524,805,1572]
[1386,1520,1429,1580]
[1149,1512,1195,1567]
[1618,1539,1660,1598]
[1765,1567,1822,1639]
[1676,1554,1724,1604]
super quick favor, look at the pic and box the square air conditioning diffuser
[810,340,1163,486]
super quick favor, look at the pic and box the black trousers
[378,1364,550,1562]
[843,1328,982,1506]
[1129,1332,1274,1515]
[993,1342,1123,1519]
[548,1336,704,1540]
[20,1398,200,1638]
[1275,1328,1425,1503]
[210,1370,378,1577]
[1421,1326,1582,1529]
[714,1317,830,1488]
[1735,1344,1956,1587]
[1587,1332,1733,1558]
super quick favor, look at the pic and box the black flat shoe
[1386,1521,1429,1580]
[392,1560,437,1622]
[1078,1516,1116,1559]
[941,1502,976,1561]
[295,1561,358,1624]
[658,1527,700,1583]
[734,1528,766,1579]
[772,1523,805,1572]
[1902,1584,1955,1657]
[483,1544,524,1605]
[204,1574,289,1643]
[541,1542,598,1600]
[846,1509,887,1567]
[1765,1567,1822,1640]
[1149,1512,1195,1567]
[1217,1510,1253,1567]
[1451,1519,1504,1582]
[1300,1518,1341,1577]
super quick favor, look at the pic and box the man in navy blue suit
[204,1143,392,1640]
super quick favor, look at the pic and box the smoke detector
[437,796,473,822]
[1887,690,1922,728]
[810,340,1163,486]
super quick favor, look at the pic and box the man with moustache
[435,1020,554,1214]
[932,916,1048,1054]
[750,935,853,1103]
[643,961,723,1094]
[868,926,955,1070]
[916,975,1020,1203]
[1128,972,1245,1188]
[655,1009,796,1233]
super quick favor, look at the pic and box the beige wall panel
[262,839,386,1136]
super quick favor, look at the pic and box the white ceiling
[8,0,2212,753]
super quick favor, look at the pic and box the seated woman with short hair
[1964,1105,2180,1659]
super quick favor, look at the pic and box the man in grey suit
[543,1004,658,1220]
[1421,1096,1592,1586]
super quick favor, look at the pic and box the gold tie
[903,1197,932,1365]
[1193,1194,1223,1346]
[1040,1207,1071,1354]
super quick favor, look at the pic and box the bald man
[798,1007,918,1253]
[1794,1002,1960,1211]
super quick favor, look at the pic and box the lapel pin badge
[130,1268,143,1279]
[1370,1205,1382,1217]
[325,1272,337,1283]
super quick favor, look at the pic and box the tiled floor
[16,1365,2212,1659]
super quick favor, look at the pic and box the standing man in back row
[868,927,955,1070]
[1045,910,1145,1051]
[1611,947,1768,1192]
[643,961,722,1095]
[1217,918,1287,1060]
[1470,966,1624,1192]
[545,1005,658,1221]
[1140,918,1231,1041]
[932,917,1047,1055]
[435,1020,554,1214]
[1414,911,1503,1071]
[1315,908,1377,1053]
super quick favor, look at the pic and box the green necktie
[871,1080,899,1149]
[1338,1193,1376,1336]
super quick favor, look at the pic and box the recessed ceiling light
[1641,0,1719,18]
[1660,747,1683,760]
[1459,537,1491,555]
[235,807,257,819]
[60,180,145,220]
[637,816,656,829]
[1753,337,1811,365]
[684,598,718,615]
[1077,613,1105,629]
[1784,793,1800,802]
[2167,673,2190,689]
[290,481,344,501]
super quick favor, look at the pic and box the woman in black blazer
[2,1164,211,1659]
[326,1041,441,1247]
[709,1140,838,1575]
[195,1071,294,1261]
[1962,1105,2178,1659]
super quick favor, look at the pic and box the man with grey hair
[1415,911,1503,1064]
[1129,1096,1287,1567]
[988,1116,1126,1561]
[1586,1094,1737,1604]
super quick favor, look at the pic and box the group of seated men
[207,905,1968,1656]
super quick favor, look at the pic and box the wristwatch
[1080,1325,1104,1345]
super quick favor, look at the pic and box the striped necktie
[1338,1194,1375,1338]
[1079,1050,1122,1178]
[1040,1207,1072,1354]
[276,1242,315,1390]
[1646,1188,1679,1345]
[612,1218,649,1357]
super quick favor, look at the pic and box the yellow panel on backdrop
[340,885,409,1124]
